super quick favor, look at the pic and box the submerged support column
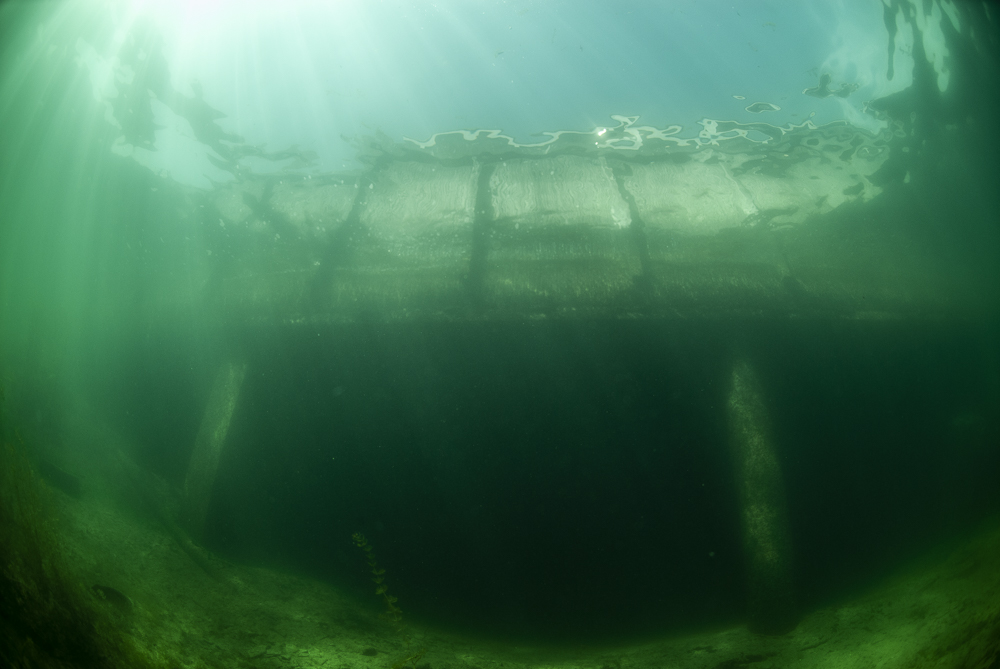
[182,360,247,541]
[727,358,798,635]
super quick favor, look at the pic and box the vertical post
[182,360,247,541]
[727,358,798,634]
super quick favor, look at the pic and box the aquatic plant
[352,532,427,669]
[352,532,402,624]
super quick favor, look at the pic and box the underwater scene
[1,0,999,667]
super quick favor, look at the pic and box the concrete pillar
[727,358,798,634]
[182,360,247,540]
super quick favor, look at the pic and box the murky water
[1,1,998,666]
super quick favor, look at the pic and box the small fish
[37,460,82,498]
[92,585,133,613]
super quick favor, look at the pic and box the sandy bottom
[45,442,999,669]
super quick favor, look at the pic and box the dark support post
[727,358,798,635]
[182,360,247,541]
